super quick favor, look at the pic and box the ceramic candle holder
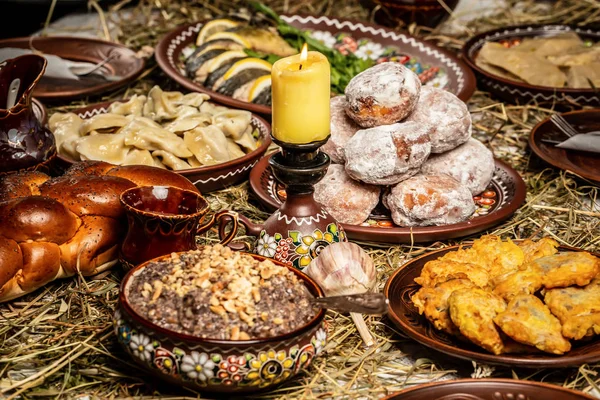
[231,136,347,269]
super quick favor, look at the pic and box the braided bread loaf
[0,161,199,302]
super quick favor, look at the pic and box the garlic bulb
[304,242,377,296]
[304,242,378,347]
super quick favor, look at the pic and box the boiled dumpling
[163,113,212,134]
[108,95,147,116]
[174,92,210,108]
[199,101,229,115]
[152,150,192,170]
[234,126,258,151]
[226,139,246,159]
[79,113,130,135]
[75,132,130,164]
[130,116,163,129]
[212,110,252,139]
[143,86,178,121]
[187,157,202,167]
[174,105,202,119]
[49,112,83,159]
[183,125,230,166]
[123,149,155,166]
[121,119,193,158]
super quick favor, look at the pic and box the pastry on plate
[494,294,571,355]
[321,96,360,164]
[545,281,600,340]
[448,287,507,355]
[405,86,471,153]
[420,138,494,195]
[518,237,560,263]
[345,62,421,128]
[414,259,490,289]
[344,121,431,185]
[385,173,475,227]
[492,265,544,302]
[314,164,380,225]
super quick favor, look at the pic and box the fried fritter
[518,238,559,264]
[440,235,524,282]
[414,259,490,289]
[535,251,600,289]
[411,279,475,335]
[492,264,544,302]
[494,294,571,354]
[448,288,507,355]
[544,282,600,340]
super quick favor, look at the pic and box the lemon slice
[248,75,271,101]
[196,19,240,46]
[223,58,272,80]
[206,50,248,74]
[205,31,251,48]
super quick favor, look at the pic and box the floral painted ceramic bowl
[113,252,327,394]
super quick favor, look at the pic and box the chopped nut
[151,281,163,302]
[230,326,240,340]
[261,312,268,322]
[251,288,261,302]
[223,300,237,314]
[210,305,226,316]
[239,331,250,340]
[273,317,283,325]
[210,296,220,306]
[143,282,152,292]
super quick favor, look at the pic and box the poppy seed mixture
[127,245,317,340]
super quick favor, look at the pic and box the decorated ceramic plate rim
[0,36,146,101]
[462,24,600,93]
[529,108,600,184]
[382,378,596,400]
[248,155,527,243]
[383,243,600,368]
[154,15,476,115]
[54,99,272,179]
[119,251,326,346]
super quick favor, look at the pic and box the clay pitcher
[0,54,56,175]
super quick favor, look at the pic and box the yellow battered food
[494,294,571,355]
[535,252,600,289]
[492,265,544,302]
[411,279,475,335]
[414,259,490,289]
[518,238,559,264]
[544,282,600,340]
[448,288,507,355]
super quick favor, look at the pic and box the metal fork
[550,113,578,138]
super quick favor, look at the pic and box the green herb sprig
[250,2,374,94]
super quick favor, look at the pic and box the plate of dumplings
[249,62,526,244]
[384,235,600,368]
[50,85,271,192]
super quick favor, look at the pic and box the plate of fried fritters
[384,235,600,367]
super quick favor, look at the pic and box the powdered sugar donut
[421,138,495,195]
[314,165,380,225]
[406,86,471,153]
[344,121,431,185]
[345,62,421,128]
[386,174,476,227]
[321,96,361,164]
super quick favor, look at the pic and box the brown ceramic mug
[119,185,240,269]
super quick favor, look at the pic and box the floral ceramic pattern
[309,30,449,89]
[256,223,345,268]
[114,309,327,389]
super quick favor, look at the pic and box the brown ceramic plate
[383,379,596,400]
[529,109,600,185]
[54,100,271,193]
[248,154,526,244]
[463,25,600,106]
[384,244,600,368]
[155,15,475,115]
[0,36,145,101]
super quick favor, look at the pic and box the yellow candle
[271,44,331,144]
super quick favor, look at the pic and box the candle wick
[299,63,303,71]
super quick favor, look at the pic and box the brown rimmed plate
[383,379,596,400]
[0,36,145,101]
[384,244,600,368]
[248,154,526,244]
[155,15,475,115]
[462,24,600,106]
[53,100,271,193]
[529,109,600,185]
